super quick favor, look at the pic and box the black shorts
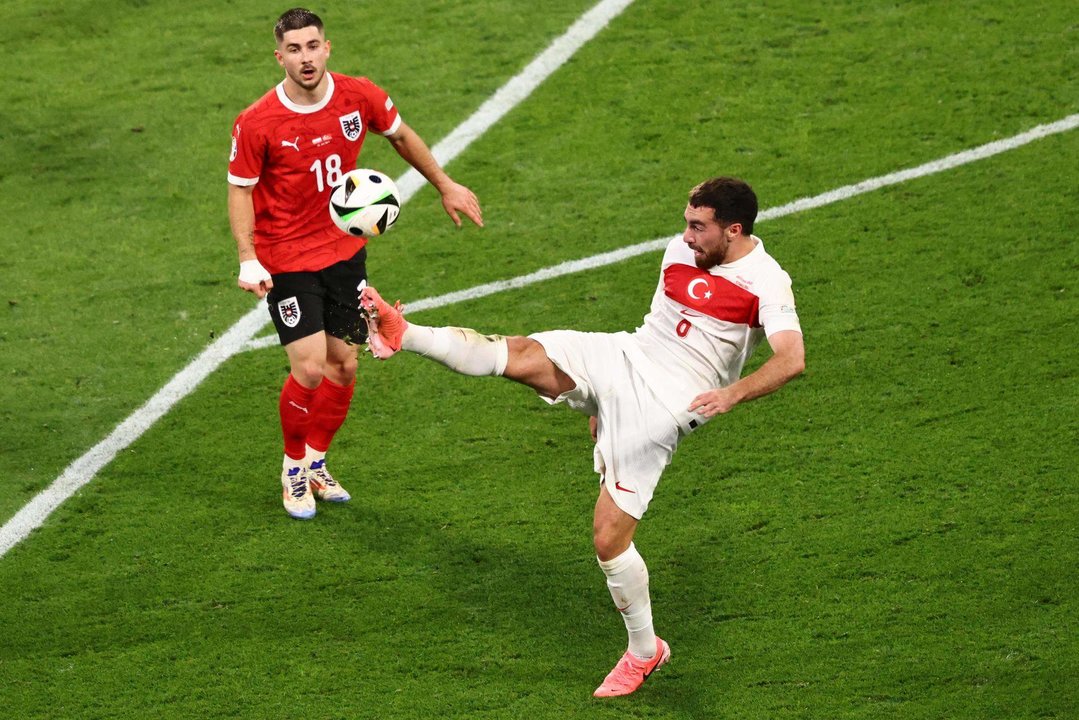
[266,248,369,346]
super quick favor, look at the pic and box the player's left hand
[588,415,598,443]
[688,387,740,418]
[440,182,484,228]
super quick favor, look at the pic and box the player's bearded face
[276,27,330,91]
[682,205,730,269]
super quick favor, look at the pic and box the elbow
[770,331,805,380]
[786,359,805,382]
[787,348,806,379]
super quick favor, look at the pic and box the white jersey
[614,235,801,432]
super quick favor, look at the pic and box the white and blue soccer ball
[329,169,401,237]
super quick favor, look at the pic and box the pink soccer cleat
[592,637,671,698]
[359,286,408,359]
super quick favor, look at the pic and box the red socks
[279,375,356,459]
[306,376,356,453]
[279,374,318,460]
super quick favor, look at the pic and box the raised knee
[505,335,537,358]
[504,336,574,398]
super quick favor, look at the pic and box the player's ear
[274,49,285,67]
[325,39,331,56]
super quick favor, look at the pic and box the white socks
[597,543,656,659]
[304,445,326,468]
[402,325,509,376]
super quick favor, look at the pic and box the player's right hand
[440,181,484,228]
[238,259,273,299]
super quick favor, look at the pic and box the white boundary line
[0,0,637,559]
[397,0,638,203]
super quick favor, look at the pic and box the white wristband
[239,259,271,284]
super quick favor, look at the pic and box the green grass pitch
[1,0,1076,718]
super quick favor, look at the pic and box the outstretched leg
[360,286,575,399]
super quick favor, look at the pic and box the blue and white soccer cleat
[307,459,351,502]
[281,465,316,520]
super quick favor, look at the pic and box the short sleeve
[758,272,802,337]
[227,117,263,186]
[363,81,402,136]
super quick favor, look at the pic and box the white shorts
[530,330,683,519]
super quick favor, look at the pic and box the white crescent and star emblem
[687,278,713,300]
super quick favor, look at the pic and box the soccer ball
[329,169,401,237]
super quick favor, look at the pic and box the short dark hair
[688,177,758,235]
[274,8,323,42]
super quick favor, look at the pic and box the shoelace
[289,475,307,499]
[314,471,339,488]
[309,460,338,487]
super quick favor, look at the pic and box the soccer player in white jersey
[360,177,804,697]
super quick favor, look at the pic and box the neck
[282,74,329,106]
[722,235,756,264]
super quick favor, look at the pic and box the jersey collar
[275,72,336,114]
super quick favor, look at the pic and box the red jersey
[228,72,401,273]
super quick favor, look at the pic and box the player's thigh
[324,333,359,384]
[592,360,681,520]
[504,336,575,399]
[322,248,368,346]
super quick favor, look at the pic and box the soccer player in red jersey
[227,8,483,520]
[360,178,805,696]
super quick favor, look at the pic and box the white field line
[0,0,638,559]
[240,111,1079,348]
[0,308,269,556]
[396,0,638,203]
